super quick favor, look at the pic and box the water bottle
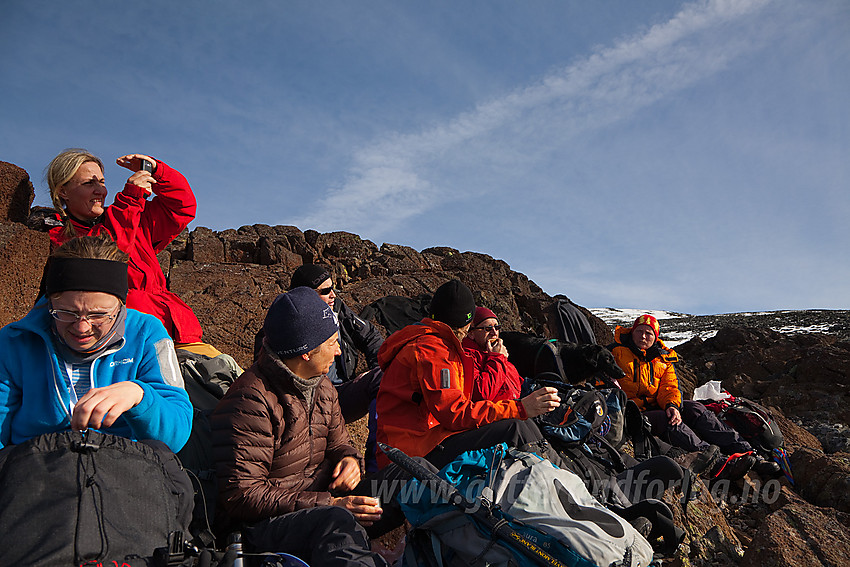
[227,532,244,567]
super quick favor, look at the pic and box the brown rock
[312,231,379,262]
[662,477,745,564]
[188,226,224,263]
[741,491,850,567]
[0,223,49,325]
[0,162,35,224]
[220,227,260,263]
[169,260,293,367]
[677,327,850,429]
[378,243,426,272]
[789,447,850,514]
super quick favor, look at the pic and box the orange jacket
[610,326,682,411]
[375,318,526,468]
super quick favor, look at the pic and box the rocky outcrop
[0,222,49,325]
[675,326,850,565]
[0,161,35,224]
[677,327,850,453]
[156,223,607,367]
[741,487,850,567]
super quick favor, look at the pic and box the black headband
[45,257,128,302]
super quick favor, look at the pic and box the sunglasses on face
[474,324,501,333]
[316,286,334,296]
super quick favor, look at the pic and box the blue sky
[2,0,847,315]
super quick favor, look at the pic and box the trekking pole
[378,443,569,567]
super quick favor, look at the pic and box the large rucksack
[397,444,657,567]
[0,430,185,566]
[359,294,432,335]
[548,298,597,345]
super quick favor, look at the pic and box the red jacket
[375,319,526,468]
[462,337,524,402]
[50,161,202,343]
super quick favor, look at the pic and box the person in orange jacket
[610,314,780,479]
[375,280,560,469]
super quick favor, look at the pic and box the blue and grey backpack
[398,444,657,567]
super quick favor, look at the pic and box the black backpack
[548,298,597,345]
[175,350,242,549]
[0,431,184,566]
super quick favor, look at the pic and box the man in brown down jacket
[211,287,386,567]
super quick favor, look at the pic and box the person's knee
[323,505,364,533]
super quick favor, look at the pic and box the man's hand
[486,338,509,357]
[520,387,561,418]
[329,456,361,492]
[330,495,382,527]
[667,406,682,426]
[71,382,144,431]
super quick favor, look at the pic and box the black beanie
[429,279,475,328]
[289,264,332,290]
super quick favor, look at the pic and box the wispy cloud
[289,0,773,235]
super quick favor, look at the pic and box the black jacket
[330,300,383,385]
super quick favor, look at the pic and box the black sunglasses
[316,286,334,296]
[474,324,501,332]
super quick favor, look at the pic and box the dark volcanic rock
[677,326,850,446]
[741,487,850,567]
[0,222,49,323]
[0,162,35,224]
[788,447,850,514]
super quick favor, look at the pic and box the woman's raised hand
[116,154,157,172]
[117,154,157,195]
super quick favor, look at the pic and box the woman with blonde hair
[45,148,217,357]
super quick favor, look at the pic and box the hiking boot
[711,453,757,481]
[752,455,782,477]
[630,516,653,539]
[674,444,721,476]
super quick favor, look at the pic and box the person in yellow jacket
[610,315,780,479]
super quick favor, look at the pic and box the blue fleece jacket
[0,299,192,452]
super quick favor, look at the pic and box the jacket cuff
[121,182,148,200]
[516,400,528,420]
[152,159,172,181]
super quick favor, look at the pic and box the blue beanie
[264,287,339,358]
